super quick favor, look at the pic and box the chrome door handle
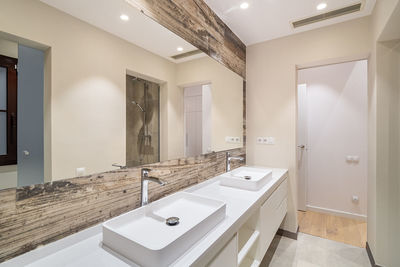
[297,145,305,149]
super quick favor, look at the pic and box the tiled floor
[297,211,367,248]
[260,233,370,267]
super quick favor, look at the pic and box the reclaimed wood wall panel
[0,148,245,262]
[128,0,246,78]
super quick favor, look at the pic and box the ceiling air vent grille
[171,49,202,60]
[292,3,362,28]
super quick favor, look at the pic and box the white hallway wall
[246,17,371,233]
[298,60,368,219]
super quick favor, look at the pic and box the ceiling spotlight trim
[171,49,202,60]
[120,14,129,21]
[316,3,327,10]
[292,3,362,28]
[240,2,249,10]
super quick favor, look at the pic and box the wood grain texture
[129,0,246,79]
[298,210,367,248]
[0,148,245,262]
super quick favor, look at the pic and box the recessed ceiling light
[240,2,249,9]
[316,3,327,10]
[120,14,129,21]
[177,47,184,52]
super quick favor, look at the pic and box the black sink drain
[166,217,180,226]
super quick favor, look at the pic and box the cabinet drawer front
[276,198,287,226]
[262,179,287,212]
[257,179,288,258]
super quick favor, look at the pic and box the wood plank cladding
[128,0,246,79]
[0,148,245,263]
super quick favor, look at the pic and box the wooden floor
[297,211,367,248]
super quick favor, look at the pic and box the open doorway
[296,59,368,247]
[183,83,212,157]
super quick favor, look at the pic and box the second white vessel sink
[219,166,272,191]
[102,192,226,267]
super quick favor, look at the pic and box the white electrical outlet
[256,137,275,145]
[266,137,275,145]
[352,195,359,203]
[226,136,240,143]
[76,167,86,176]
[346,155,360,164]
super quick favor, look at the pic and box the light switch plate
[225,136,241,143]
[257,137,275,145]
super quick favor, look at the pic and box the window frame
[0,54,18,166]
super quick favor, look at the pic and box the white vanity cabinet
[206,177,288,267]
[256,179,288,261]
[207,234,238,267]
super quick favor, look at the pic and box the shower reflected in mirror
[126,75,160,167]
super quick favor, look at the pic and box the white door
[297,84,308,211]
[184,86,202,157]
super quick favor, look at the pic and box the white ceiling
[40,0,203,63]
[204,0,376,45]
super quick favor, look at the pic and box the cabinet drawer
[257,179,288,259]
[261,179,287,212]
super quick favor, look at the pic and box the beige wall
[0,38,17,58]
[176,56,243,152]
[375,39,400,267]
[0,0,179,180]
[368,1,400,266]
[0,165,17,189]
[246,17,371,233]
[0,0,243,184]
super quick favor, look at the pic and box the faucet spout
[144,176,167,186]
[140,168,167,206]
[226,152,245,172]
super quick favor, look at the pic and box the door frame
[296,83,308,211]
[295,54,369,212]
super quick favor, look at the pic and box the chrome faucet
[226,152,245,172]
[112,163,127,169]
[141,168,167,206]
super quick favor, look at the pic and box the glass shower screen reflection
[126,75,160,167]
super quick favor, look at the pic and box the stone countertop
[1,167,288,267]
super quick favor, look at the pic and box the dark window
[0,54,17,166]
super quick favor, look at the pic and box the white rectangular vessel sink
[102,192,226,267]
[220,166,272,191]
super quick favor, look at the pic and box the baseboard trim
[306,205,367,221]
[277,226,299,240]
[366,242,382,267]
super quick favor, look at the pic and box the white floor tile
[261,233,370,267]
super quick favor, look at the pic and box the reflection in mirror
[126,76,160,167]
[0,0,243,190]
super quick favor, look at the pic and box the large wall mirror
[0,0,244,190]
